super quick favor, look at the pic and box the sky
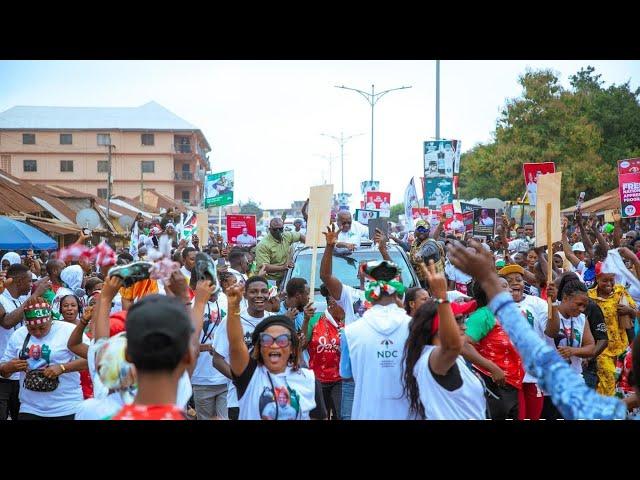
[1,60,638,210]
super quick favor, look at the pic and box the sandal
[108,261,154,287]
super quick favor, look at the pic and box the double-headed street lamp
[335,83,412,181]
[320,131,364,194]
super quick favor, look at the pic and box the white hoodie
[342,302,412,420]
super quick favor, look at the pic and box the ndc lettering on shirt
[596,324,607,333]
[377,338,399,366]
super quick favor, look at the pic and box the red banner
[411,207,430,221]
[365,191,391,210]
[618,158,640,175]
[619,172,640,218]
[226,215,257,246]
[523,162,556,206]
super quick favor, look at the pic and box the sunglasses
[270,227,284,232]
[260,333,291,348]
[415,227,429,233]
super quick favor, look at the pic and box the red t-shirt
[307,313,342,384]
[111,404,187,420]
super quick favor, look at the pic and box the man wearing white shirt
[335,211,362,252]
[180,247,197,280]
[235,228,256,247]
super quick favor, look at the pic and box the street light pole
[436,60,440,140]
[314,153,334,184]
[320,131,364,194]
[335,83,412,181]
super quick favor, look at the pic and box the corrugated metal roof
[0,101,198,131]
[0,170,78,221]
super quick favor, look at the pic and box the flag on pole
[129,220,139,260]
[404,177,419,231]
[181,211,197,245]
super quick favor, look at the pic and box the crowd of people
[0,201,639,421]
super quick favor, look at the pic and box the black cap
[251,315,296,347]
[125,294,193,372]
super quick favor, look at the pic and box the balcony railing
[172,143,192,154]
[175,171,193,181]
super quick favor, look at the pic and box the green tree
[389,202,404,223]
[238,199,263,220]
[459,67,640,207]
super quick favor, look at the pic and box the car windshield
[291,249,416,291]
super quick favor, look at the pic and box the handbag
[20,334,59,393]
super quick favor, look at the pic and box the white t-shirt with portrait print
[191,298,228,387]
[514,295,549,384]
[0,321,89,417]
[0,289,25,380]
[212,307,274,409]
[549,311,587,377]
[233,358,320,420]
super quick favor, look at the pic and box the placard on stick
[306,184,334,295]
[535,172,562,248]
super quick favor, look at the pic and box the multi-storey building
[0,101,211,207]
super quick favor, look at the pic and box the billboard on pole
[205,170,234,208]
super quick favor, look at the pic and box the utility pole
[321,131,364,194]
[106,142,115,219]
[436,60,440,140]
[335,83,411,181]
[140,163,144,210]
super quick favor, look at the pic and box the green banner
[205,170,234,207]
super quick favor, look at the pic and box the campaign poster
[460,201,481,213]
[472,207,496,239]
[226,214,257,246]
[360,180,380,195]
[365,191,391,217]
[205,170,234,208]
[619,172,640,218]
[411,207,430,222]
[427,210,442,228]
[522,162,555,206]
[444,213,465,233]
[335,192,351,208]
[355,209,380,225]
[463,211,474,232]
[423,140,462,178]
[618,158,640,175]
[442,203,454,220]
[425,177,453,210]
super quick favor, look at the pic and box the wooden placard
[306,184,334,295]
[535,172,562,248]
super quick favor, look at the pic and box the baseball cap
[572,242,586,252]
[125,294,193,372]
[415,219,430,231]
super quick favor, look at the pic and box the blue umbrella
[0,217,58,250]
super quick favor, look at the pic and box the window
[97,133,111,146]
[23,160,37,172]
[141,160,155,173]
[97,160,109,173]
[181,190,190,202]
[141,134,154,146]
[23,134,35,145]
[60,133,72,145]
[97,188,108,199]
[60,160,74,172]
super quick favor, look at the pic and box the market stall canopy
[0,217,57,250]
